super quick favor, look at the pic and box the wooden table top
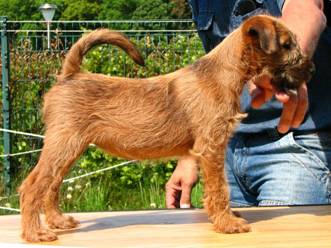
[0,205,330,248]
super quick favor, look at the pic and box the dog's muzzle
[271,58,315,94]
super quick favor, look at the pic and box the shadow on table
[56,205,331,236]
[57,209,207,235]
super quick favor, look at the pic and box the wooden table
[0,205,330,247]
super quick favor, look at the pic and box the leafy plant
[0,0,191,21]
[1,29,204,212]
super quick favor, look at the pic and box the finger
[165,191,178,208]
[250,87,264,108]
[292,84,308,127]
[275,91,290,103]
[264,88,274,102]
[252,74,273,89]
[248,76,275,108]
[251,88,274,108]
[180,183,193,208]
[277,93,299,133]
[165,183,180,208]
[165,193,176,208]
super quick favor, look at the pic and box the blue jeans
[226,130,331,206]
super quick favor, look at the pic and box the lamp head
[39,3,57,22]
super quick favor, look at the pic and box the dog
[19,15,314,242]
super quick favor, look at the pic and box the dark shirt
[189,0,331,133]
[325,0,331,26]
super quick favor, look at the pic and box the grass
[0,168,204,215]
[59,175,204,212]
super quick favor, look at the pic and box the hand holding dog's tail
[61,29,145,78]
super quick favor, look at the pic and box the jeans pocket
[230,0,267,31]
[286,132,331,181]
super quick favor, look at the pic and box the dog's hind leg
[43,137,87,230]
[193,137,251,234]
[43,172,80,230]
[19,160,56,242]
[19,131,87,242]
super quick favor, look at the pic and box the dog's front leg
[193,138,251,234]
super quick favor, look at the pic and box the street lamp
[39,3,57,49]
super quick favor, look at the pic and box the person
[166,0,331,208]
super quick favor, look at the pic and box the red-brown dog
[19,15,314,242]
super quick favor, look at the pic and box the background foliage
[0,26,205,213]
[0,1,205,213]
[0,0,191,21]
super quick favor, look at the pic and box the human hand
[248,74,308,133]
[165,156,199,208]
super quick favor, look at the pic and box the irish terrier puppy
[19,15,314,242]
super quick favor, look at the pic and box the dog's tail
[60,29,145,78]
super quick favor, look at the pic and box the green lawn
[0,162,204,215]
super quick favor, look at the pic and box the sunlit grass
[0,174,204,215]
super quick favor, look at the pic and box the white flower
[66,194,72,200]
[150,203,156,208]
[75,184,82,190]
[4,203,11,208]
[67,186,73,192]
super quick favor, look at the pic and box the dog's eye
[282,41,291,50]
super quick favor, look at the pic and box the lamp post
[39,3,57,49]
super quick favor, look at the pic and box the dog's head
[241,15,315,94]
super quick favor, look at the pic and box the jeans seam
[230,200,254,207]
[231,140,257,201]
[286,133,329,183]
[258,199,291,206]
[328,175,331,203]
[236,146,257,197]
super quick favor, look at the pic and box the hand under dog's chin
[270,78,301,96]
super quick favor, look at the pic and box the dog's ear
[242,15,278,54]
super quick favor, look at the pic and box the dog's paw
[22,228,58,242]
[213,214,251,234]
[47,214,79,229]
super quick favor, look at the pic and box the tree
[170,0,192,19]
[0,0,191,21]
[132,0,174,20]
[0,0,40,20]
[98,0,140,20]
[60,0,101,20]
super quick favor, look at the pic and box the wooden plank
[0,205,330,247]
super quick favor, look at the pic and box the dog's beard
[270,61,315,94]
